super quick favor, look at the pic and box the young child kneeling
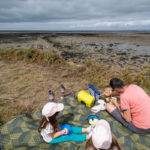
[85,120,121,150]
[38,102,91,143]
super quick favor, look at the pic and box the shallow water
[84,41,150,56]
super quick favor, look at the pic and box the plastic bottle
[48,90,54,101]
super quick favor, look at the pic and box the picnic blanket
[0,94,150,150]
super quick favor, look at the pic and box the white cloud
[0,0,150,30]
[70,19,150,29]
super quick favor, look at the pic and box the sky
[0,0,150,30]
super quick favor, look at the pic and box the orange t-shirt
[120,84,150,129]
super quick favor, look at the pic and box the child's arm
[49,128,68,139]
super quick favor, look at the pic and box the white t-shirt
[40,123,54,143]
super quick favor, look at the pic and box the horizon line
[0,29,150,33]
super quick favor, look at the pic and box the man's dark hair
[109,78,124,90]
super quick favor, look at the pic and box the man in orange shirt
[105,78,150,134]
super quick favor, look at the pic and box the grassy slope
[0,49,150,125]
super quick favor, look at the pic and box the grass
[0,49,150,125]
[0,48,65,66]
[0,58,88,125]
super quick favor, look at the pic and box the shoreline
[0,32,150,71]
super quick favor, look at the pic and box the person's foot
[86,125,93,133]
[86,134,92,140]
[87,125,94,137]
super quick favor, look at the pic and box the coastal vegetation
[0,49,150,125]
[0,48,65,66]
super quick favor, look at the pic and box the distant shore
[1,30,150,33]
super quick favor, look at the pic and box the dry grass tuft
[0,48,65,66]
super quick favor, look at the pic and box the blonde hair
[85,133,121,150]
[101,87,112,99]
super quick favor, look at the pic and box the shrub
[0,49,65,66]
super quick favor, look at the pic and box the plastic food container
[77,90,95,107]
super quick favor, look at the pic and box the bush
[0,49,65,66]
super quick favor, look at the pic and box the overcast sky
[0,0,150,30]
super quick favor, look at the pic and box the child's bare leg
[82,128,88,133]
[82,127,93,140]
[86,134,91,140]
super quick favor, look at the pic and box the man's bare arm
[111,98,132,123]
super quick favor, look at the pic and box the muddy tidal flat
[0,31,150,71]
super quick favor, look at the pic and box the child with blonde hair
[85,119,121,150]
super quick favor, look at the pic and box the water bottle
[60,84,65,94]
[48,90,54,101]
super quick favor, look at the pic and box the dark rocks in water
[88,43,97,46]
[109,43,113,47]
[142,57,148,61]
[64,45,72,49]
[132,61,137,65]
[111,54,116,57]
[126,48,133,51]
[107,48,113,52]
[138,60,144,64]
[119,57,126,61]
[110,59,114,63]
[143,55,150,58]
[85,42,100,47]
[53,42,62,48]
[95,49,102,53]
[116,52,127,56]
[114,43,120,45]
[131,56,140,60]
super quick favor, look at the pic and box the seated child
[101,87,119,104]
[101,87,113,100]
[85,119,121,150]
[38,102,91,143]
